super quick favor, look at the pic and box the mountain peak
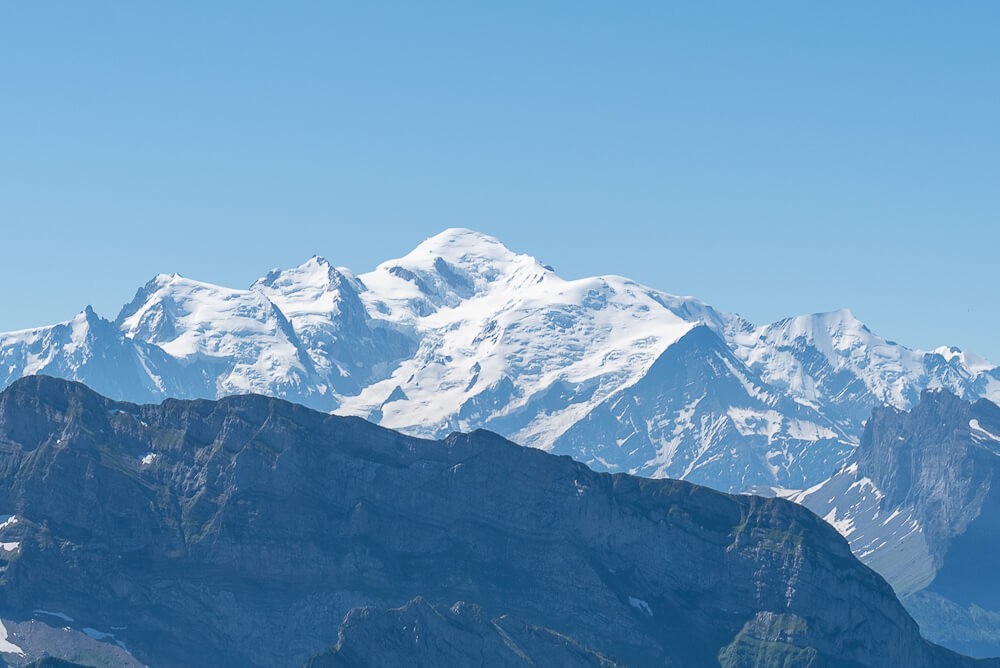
[358,229,549,317]
[74,304,103,325]
[931,345,995,374]
[416,227,506,249]
[401,228,524,271]
[255,255,349,293]
[252,255,364,326]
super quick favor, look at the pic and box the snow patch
[822,508,856,537]
[0,620,23,655]
[628,596,653,617]
[34,609,74,622]
[83,627,128,650]
[970,419,1000,442]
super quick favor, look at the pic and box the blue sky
[2,3,998,359]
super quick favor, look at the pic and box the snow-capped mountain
[0,306,177,403]
[732,309,995,432]
[553,325,855,491]
[115,272,332,408]
[0,228,995,494]
[252,256,416,396]
[341,230,698,450]
[781,391,1000,658]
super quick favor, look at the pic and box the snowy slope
[779,391,1000,657]
[116,273,333,409]
[339,229,698,447]
[0,228,995,494]
[553,325,854,490]
[252,256,416,395]
[0,307,176,403]
[783,464,935,597]
[732,309,993,431]
[785,391,1000,595]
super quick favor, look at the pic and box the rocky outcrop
[0,377,991,667]
[304,598,617,667]
[789,391,1000,658]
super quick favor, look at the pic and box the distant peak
[931,345,995,373]
[780,308,864,331]
[830,307,856,320]
[410,228,511,257]
[70,305,103,329]
[807,307,858,323]
[77,304,112,328]
[254,255,351,292]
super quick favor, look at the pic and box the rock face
[1,229,997,494]
[787,391,1000,658]
[304,598,617,667]
[0,377,991,667]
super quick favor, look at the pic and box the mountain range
[0,375,993,667]
[780,390,1000,658]
[2,229,996,493]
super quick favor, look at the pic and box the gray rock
[0,377,990,667]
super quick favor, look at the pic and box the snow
[786,419,838,441]
[0,308,103,380]
[0,542,19,552]
[141,453,158,466]
[933,346,995,374]
[823,508,857,537]
[83,627,115,640]
[117,273,317,398]
[0,227,996,494]
[881,508,902,525]
[783,459,936,596]
[731,308,988,418]
[628,596,653,617]
[727,408,784,440]
[970,419,1000,443]
[0,621,23,655]
[82,626,128,649]
[0,515,17,531]
[341,229,697,448]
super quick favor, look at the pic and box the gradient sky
[1,3,997,359]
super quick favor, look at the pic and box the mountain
[0,229,996,493]
[251,257,417,396]
[732,310,995,434]
[552,325,853,491]
[0,306,178,404]
[784,391,1000,658]
[0,376,992,667]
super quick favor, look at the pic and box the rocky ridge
[0,376,991,667]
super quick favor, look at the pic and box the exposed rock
[0,377,990,667]
[788,391,1000,657]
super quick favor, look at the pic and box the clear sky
[1,3,998,359]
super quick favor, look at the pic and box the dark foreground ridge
[0,376,993,667]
